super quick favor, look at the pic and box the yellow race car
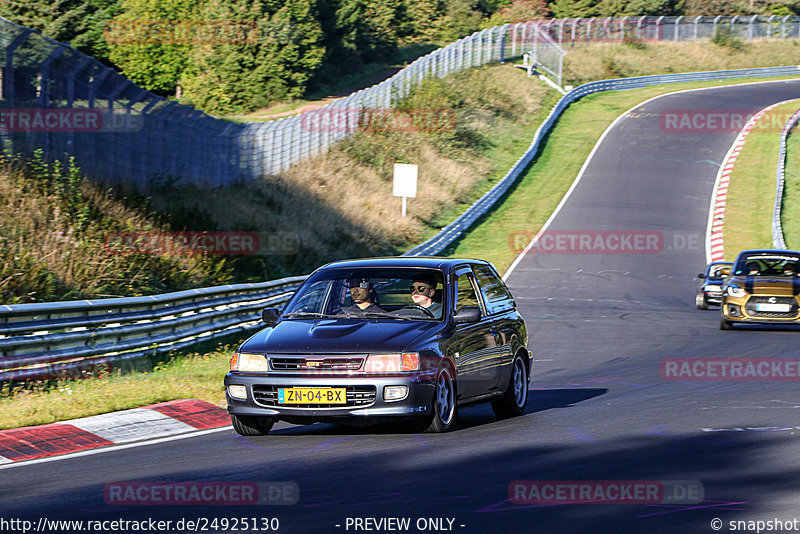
[720,249,800,330]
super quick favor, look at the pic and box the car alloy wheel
[696,292,708,310]
[492,353,528,418]
[421,366,457,433]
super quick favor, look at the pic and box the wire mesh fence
[2,15,799,190]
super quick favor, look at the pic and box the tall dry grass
[144,64,551,279]
[0,150,231,303]
[564,40,800,85]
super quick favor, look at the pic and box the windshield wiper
[338,312,396,319]
[282,312,335,319]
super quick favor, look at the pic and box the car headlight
[230,352,270,372]
[705,285,721,292]
[727,285,746,298]
[364,353,420,373]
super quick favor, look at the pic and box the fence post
[674,16,683,42]
[499,24,507,63]
[3,28,33,107]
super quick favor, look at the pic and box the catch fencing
[5,65,800,382]
[3,15,800,189]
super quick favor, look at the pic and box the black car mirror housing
[453,306,481,324]
[261,307,281,324]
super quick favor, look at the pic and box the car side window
[291,280,331,313]
[472,265,515,315]
[455,272,481,314]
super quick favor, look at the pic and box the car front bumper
[721,295,800,324]
[225,371,437,422]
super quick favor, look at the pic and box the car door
[451,267,501,399]
[472,264,519,390]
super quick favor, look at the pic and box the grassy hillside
[4,39,800,304]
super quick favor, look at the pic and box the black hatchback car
[225,257,531,435]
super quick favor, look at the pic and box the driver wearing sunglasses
[410,276,441,318]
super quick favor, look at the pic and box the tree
[484,0,551,24]
[106,0,202,95]
[551,0,604,18]
[402,0,445,41]
[180,0,325,113]
[439,0,485,42]
[335,0,404,61]
[1,0,122,64]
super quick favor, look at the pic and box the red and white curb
[707,100,796,262]
[0,399,230,463]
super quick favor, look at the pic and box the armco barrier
[3,14,800,189]
[774,108,800,249]
[0,277,305,381]
[405,65,800,256]
[4,67,800,380]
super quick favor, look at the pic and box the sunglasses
[410,284,433,294]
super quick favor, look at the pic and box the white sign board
[393,164,418,198]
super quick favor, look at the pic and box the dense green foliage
[3,0,800,111]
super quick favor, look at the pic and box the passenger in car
[339,279,385,314]
[410,276,442,318]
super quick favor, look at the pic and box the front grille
[745,296,799,318]
[269,356,364,372]
[252,385,376,408]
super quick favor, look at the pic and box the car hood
[241,319,443,354]
[729,275,800,296]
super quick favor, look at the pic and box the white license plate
[755,303,791,312]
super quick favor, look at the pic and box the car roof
[734,249,800,259]
[315,256,491,273]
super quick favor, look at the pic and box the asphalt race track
[4,80,800,534]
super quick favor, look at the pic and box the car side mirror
[453,306,481,324]
[698,273,706,279]
[261,307,280,324]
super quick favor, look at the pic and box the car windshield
[733,254,800,277]
[282,267,446,320]
[708,263,732,278]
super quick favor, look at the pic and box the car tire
[720,317,733,330]
[418,365,457,433]
[230,414,275,436]
[492,353,528,418]
[696,293,708,310]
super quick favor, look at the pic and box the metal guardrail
[4,66,800,381]
[0,276,305,381]
[406,65,800,256]
[4,15,800,189]
[774,108,800,249]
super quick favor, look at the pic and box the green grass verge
[0,344,238,430]
[5,75,800,429]
[724,100,800,257]
[445,76,800,273]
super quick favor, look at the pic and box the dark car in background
[696,261,732,309]
[225,257,531,435]
[720,249,800,329]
